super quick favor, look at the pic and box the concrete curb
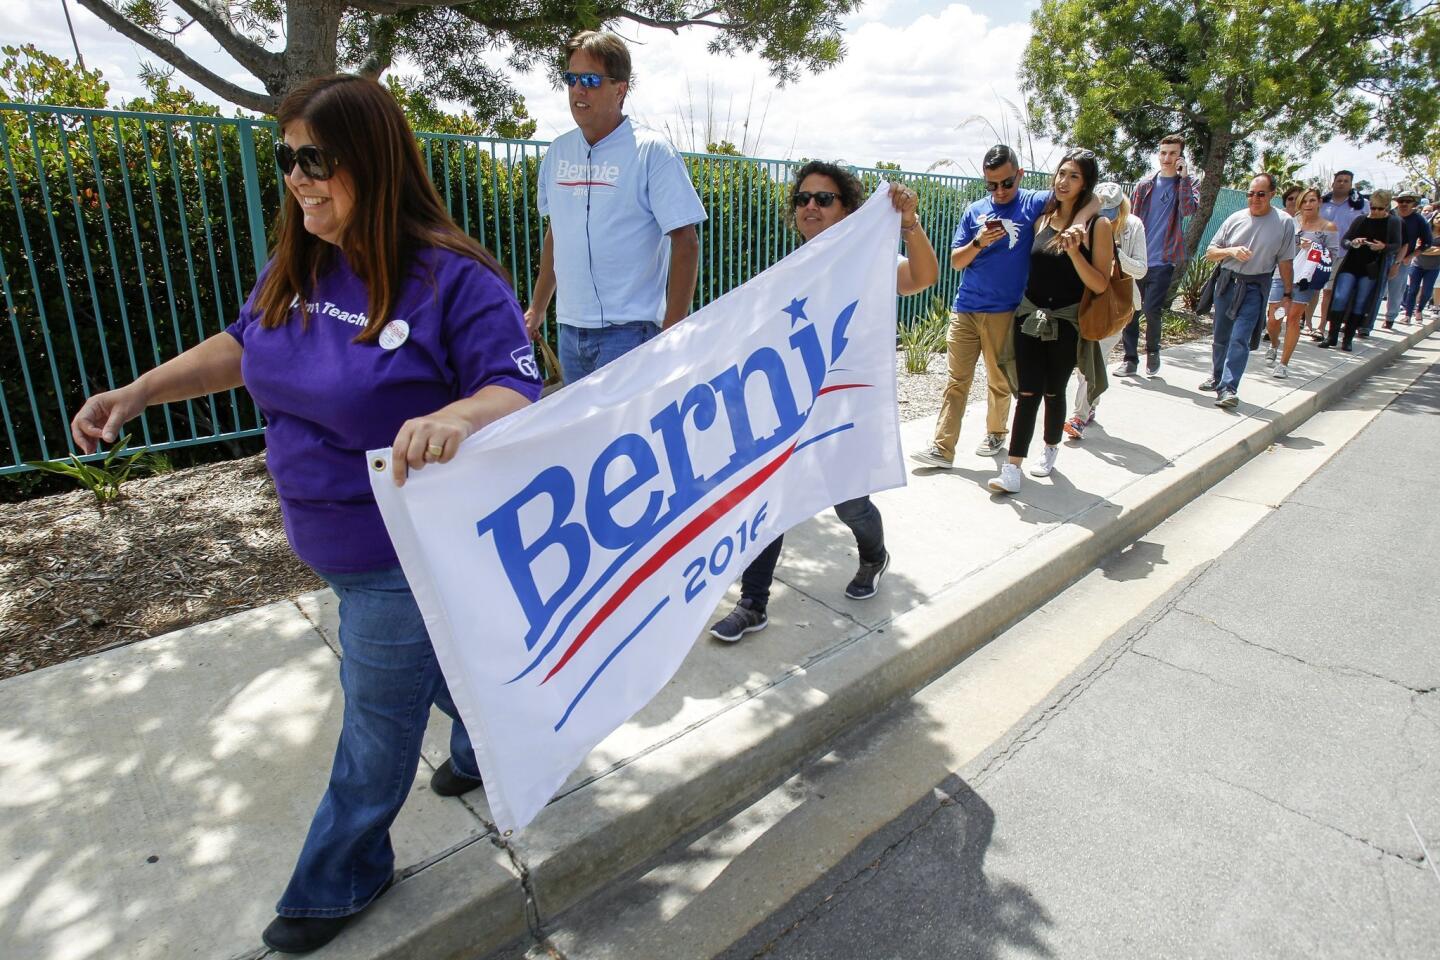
[458,319,1436,958]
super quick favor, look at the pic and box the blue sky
[3,0,1407,185]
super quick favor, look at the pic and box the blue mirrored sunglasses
[563,71,615,89]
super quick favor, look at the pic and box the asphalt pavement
[720,355,1440,959]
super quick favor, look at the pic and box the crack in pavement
[970,565,1216,789]
[1131,649,1227,686]
[1174,606,1438,696]
[1207,772,1426,869]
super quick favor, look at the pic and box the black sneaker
[710,599,767,642]
[844,551,890,600]
[263,877,394,954]
[1113,359,1138,376]
[1145,353,1161,376]
[1198,377,1219,392]
[430,761,484,798]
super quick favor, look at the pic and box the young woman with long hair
[1264,187,1336,376]
[70,75,542,953]
[990,149,1113,494]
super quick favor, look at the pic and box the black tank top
[1024,222,1089,309]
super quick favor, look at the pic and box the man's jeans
[1211,269,1266,393]
[1123,262,1176,362]
[559,321,661,384]
[277,566,478,917]
[1404,264,1440,316]
[1384,266,1407,322]
[739,496,885,608]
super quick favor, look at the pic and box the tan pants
[932,310,1014,458]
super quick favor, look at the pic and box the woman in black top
[990,149,1113,494]
[1319,188,1401,351]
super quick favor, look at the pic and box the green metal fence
[0,101,1245,475]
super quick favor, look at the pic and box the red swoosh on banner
[540,440,799,684]
[817,383,871,396]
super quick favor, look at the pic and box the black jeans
[738,496,885,609]
[1123,262,1176,362]
[1009,314,1079,459]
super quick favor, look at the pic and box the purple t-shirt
[227,247,542,573]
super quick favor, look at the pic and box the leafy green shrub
[899,296,950,374]
[1176,258,1216,311]
[25,434,145,503]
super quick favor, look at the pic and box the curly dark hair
[788,160,866,230]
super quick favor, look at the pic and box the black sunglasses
[793,190,839,208]
[1246,190,1271,198]
[275,142,337,181]
[563,71,621,89]
[984,175,1019,192]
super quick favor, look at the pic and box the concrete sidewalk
[3,319,1436,960]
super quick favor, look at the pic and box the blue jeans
[1383,266,1407,322]
[278,566,478,918]
[1123,262,1176,362]
[1211,270,1266,393]
[558,321,661,384]
[1404,264,1439,315]
[1329,272,1376,343]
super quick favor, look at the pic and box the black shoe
[263,878,394,954]
[1198,377,1219,392]
[1315,340,1330,349]
[430,761,484,797]
[1382,321,1394,330]
[1145,353,1161,376]
[1113,359,1138,377]
[1357,330,1370,339]
[709,598,768,642]
[1340,341,1353,352]
[845,550,890,600]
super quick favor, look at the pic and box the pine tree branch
[168,0,282,78]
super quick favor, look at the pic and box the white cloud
[4,0,1409,187]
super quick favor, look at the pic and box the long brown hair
[254,75,508,342]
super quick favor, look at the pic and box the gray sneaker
[975,432,1007,457]
[910,445,954,469]
[1215,389,1239,409]
[1113,359,1139,377]
[1145,353,1161,376]
[1199,377,1219,392]
[709,599,767,643]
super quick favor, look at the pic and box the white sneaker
[988,462,1023,494]
[1264,346,1277,366]
[1272,362,1288,379]
[1029,444,1059,477]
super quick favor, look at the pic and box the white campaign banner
[369,186,907,833]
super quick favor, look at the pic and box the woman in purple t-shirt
[71,76,541,953]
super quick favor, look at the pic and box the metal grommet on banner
[372,456,387,472]
[503,829,513,838]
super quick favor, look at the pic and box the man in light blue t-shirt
[524,31,706,384]
[913,144,1095,467]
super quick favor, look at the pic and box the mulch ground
[3,325,1215,681]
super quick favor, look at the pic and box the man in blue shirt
[913,145,1097,466]
[524,31,706,384]
[1381,189,1434,327]
[1120,134,1200,377]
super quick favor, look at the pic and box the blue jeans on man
[1383,265,1407,323]
[1211,270,1266,393]
[559,321,662,384]
[1123,262,1177,364]
[278,566,478,917]
[1404,264,1439,316]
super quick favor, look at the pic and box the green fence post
[236,121,269,274]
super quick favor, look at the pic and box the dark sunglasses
[793,190,839,208]
[1246,190,1271,198]
[984,175,1019,192]
[274,142,336,181]
[563,71,619,89]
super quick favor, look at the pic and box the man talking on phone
[1119,134,1200,377]
[913,144,1097,467]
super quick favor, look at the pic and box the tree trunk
[272,0,347,110]
[1185,126,1234,264]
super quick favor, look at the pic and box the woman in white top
[1265,187,1337,378]
[1065,181,1146,440]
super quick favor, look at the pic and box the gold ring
[426,443,444,460]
